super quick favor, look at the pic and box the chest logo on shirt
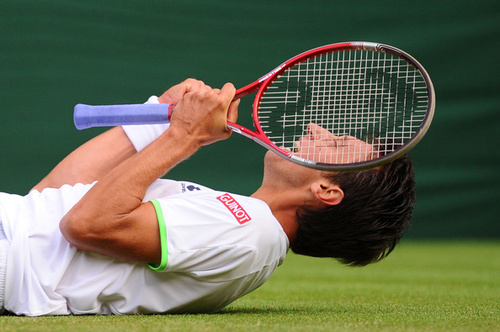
[216,193,252,224]
[182,183,201,193]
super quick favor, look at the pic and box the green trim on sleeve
[148,199,168,271]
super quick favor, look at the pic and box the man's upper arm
[60,201,162,264]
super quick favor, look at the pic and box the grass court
[1,241,498,331]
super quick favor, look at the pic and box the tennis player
[0,79,415,315]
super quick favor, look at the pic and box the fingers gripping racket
[74,41,435,171]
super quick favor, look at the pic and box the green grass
[1,241,499,331]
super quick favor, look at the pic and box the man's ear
[310,181,344,206]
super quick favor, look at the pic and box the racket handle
[74,103,173,130]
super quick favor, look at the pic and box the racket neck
[234,81,261,100]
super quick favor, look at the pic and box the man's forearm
[58,80,238,263]
[31,127,137,192]
[59,125,201,262]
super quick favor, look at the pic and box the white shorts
[0,218,8,314]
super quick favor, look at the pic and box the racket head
[247,42,435,171]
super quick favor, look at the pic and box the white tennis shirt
[0,179,288,315]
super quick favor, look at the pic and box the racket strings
[258,48,429,165]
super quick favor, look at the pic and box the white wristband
[121,96,170,152]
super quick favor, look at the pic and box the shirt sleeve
[148,199,169,271]
[146,193,287,281]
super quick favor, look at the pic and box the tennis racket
[74,41,435,171]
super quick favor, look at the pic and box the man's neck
[251,186,299,243]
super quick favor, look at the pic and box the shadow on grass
[218,304,342,316]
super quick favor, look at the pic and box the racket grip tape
[74,103,173,130]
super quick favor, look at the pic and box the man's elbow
[60,211,92,249]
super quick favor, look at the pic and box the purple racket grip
[74,103,173,130]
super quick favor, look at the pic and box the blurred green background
[1,0,499,238]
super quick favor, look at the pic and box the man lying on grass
[0,79,415,315]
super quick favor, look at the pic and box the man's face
[293,123,378,165]
[263,123,378,187]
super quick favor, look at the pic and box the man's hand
[158,78,207,104]
[170,81,239,147]
[158,79,239,147]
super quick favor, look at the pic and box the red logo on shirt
[216,194,252,224]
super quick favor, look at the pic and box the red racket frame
[226,41,434,170]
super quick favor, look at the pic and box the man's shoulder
[152,187,283,237]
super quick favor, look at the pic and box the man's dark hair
[291,156,416,266]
